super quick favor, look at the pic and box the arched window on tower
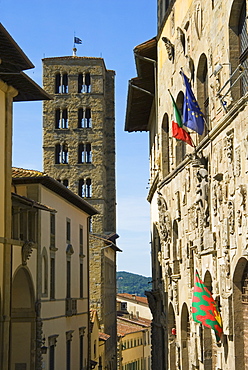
[55,73,68,94]
[78,73,91,93]
[78,144,85,163]
[78,108,84,128]
[78,73,83,93]
[85,178,92,198]
[55,109,60,129]
[55,108,68,129]
[85,108,92,128]
[55,144,61,164]
[78,179,85,197]
[62,73,68,93]
[85,73,91,93]
[61,143,68,164]
[55,73,60,94]
[85,143,92,163]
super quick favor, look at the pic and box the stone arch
[233,256,248,369]
[11,266,36,369]
[203,270,212,293]
[196,53,208,134]
[229,0,248,99]
[175,91,186,165]
[181,303,190,370]
[168,303,177,370]
[152,223,162,286]
[161,113,170,177]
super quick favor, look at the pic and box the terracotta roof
[12,167,44,178]
[117,293,148,305]
[99,332,110,341]
[12,167,98,216]
[43,56,104,61]
[117,316,151,337]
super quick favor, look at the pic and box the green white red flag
[192,270,223,342]
[169,91,193,147]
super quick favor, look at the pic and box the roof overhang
[12,175,98,216]
[0,23,51,102]
[0,71,52,101]
[125,37,157,132]
[0,23,34,73]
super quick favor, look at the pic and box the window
[197,53,208,134]
[55,108,68,129]
[79,226,83,255]
[66,219,71,243]
[239,1,248,94]
[55,73,68,94]
[50,213,55,249]
[80,262,83,298]
[50,257,55,299]
[86,178,92,198]
[78,143,91,163]
[175,92,186,165]
[78,178,92,197]
[63,179,69,187]
[161,113,170,177]
[80,334,83,369]
[78,72,91,93]
[42,250,48,296]
[89,217,92,233]
[67,260,71,298]
[62,73,68,93]
[66,339,71,370]
[78,178,85,197]
[78,108,84,128]
[49,345,55,370]
[85,108,92,128]
[55,143,68,164]
[62,143,68,164]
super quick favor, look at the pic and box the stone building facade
[42,55,119,369]
[125,0,248,369]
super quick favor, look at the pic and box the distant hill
[117,271,152,297]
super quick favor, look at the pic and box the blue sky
[1,0,156,276]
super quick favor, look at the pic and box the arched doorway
[233,257,248,369]
[168,303,177,370]
[181,303,190,370]
[11,267,36,370]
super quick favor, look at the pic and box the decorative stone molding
[66,330,74,341]
[48,335,59,347]
[194,2,202,39]
[22,241,34,265]
[162,37,174,62]
[66,243,74,255]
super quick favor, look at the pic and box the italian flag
[170,92,193,147]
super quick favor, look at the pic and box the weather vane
[73,32,82,56]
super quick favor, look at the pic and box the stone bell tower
[42,51,118,369]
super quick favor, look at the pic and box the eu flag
[74,37,82,44]
[182,73,205,135]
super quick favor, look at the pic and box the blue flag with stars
[182,72,205,135]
